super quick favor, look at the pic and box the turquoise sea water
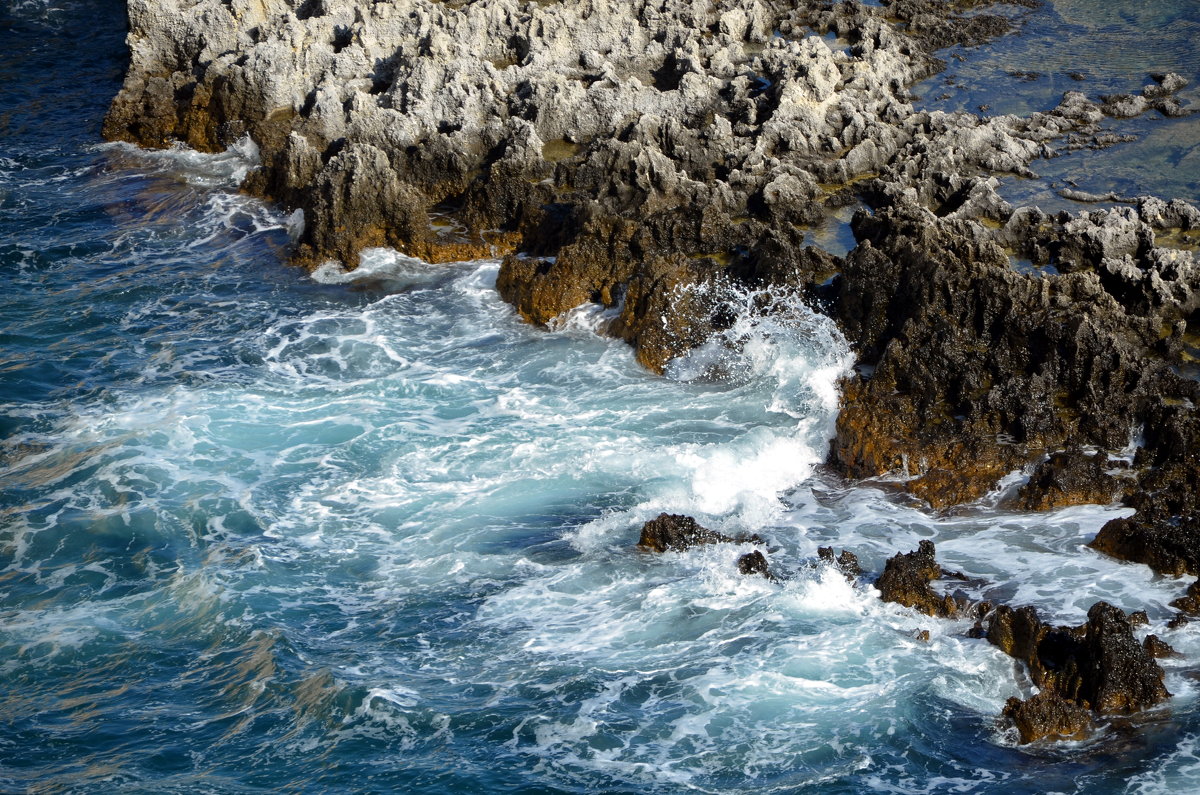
[3,1,1200,792]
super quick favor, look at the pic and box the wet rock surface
[640,513,732,552]
[105,0,1199,527]
[817,546,863,581]
[876,540,960,617]
[1002,690,1091,744]
[107,0,1200,742]
[879,542,1171,743]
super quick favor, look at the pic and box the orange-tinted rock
[876,541,959,617]
[1003,691,1092,744]
[1018,449,1122,511]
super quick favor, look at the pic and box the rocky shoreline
[106,0,1199,742]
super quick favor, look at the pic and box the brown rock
[637,513,762,553]
[1143,634,1178,659]
[637,514,732,553]
[876,541,959,617]
[1018,449,1121,511]
[1169,580,1200,614]
[817,547,863,580]
[1003,691,1092,744]
[737,551,776,580]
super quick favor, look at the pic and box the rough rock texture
[1017,449,1123,512]
[988,601,1170,741]
[875,540,961,617]
[877,541,1170,743]
[637,513,761,552]
[817,546,862,580]
[829,197,1200,509]
[737,550,776,579]
[106,0,1200,581]
[105,0,1118,371]
[1002,691,1091,744]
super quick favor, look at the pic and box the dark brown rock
[817,547,863,580]
[1169,580,1200,614]
[1018,449,1122,511]
[637,513,762,553]
[876,541,959,617]
[985,600,1170,742]
[1077,602,1171,714]
[1003,691,1092,744]
[637,514,732,553]
[737,551,776,580]
[1143,634,1178,659]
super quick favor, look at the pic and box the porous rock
[637,513,762,553]
[876,540,959,617]
[1003,690,1091,744]
[1017,449,1122,512]
[817,546,863,580]
[878,541,1170,743]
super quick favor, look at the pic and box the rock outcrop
[106,1,1200,723]
[105,0,1198,519]
[878,542,1171,743]
[875,540,962,617]
[637,512,763,553]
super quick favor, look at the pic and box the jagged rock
[1143,635,1178,659]
[105,0,1200,523]
[638,514,729,553]
[1169,580,1200,614]
[830,197,1200,509]
[876,541,959,617]
[637,513,761,553]
[1003,690,1092,744]
[1078,602,1171,714]
[737,550,775,580]
[1017,449,1122,511]
[876,542,1169,743]
[985,600,1169,742]
[817,546,863,580]
[1148,72,1189,96]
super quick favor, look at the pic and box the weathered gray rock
[105,0,1200,544]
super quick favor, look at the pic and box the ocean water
[3,1,1200,793]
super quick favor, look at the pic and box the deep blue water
[3,2,1200,793]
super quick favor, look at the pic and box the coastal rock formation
[1002,691,1091,744]
[817,546,863,580]
[829,197,1200,509]
[875,540,961,617]
[103,0,1060,370]
[106,0,1200,721]
[105,0,1198,522]
[878,542,1170,743]
[636,512,762,553]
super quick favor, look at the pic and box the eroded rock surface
[107,0,1200,606]
[878,542,1171,743]
[876,540,961,617]
[637,512,762,552]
